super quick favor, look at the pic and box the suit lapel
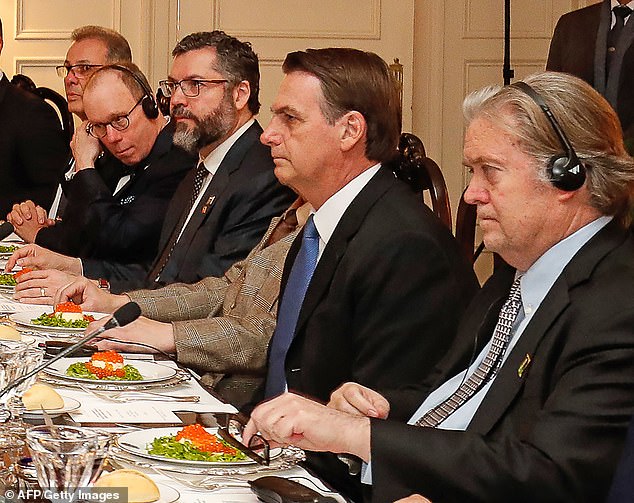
[291,168,395,341]
[594,0,611,93]
[468,220,628,434]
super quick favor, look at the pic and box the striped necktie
[416,277,523,428]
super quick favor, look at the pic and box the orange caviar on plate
[85,350,125,379]
[54,301,82,313]
[175,424,237,455]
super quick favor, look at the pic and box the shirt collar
[612,0,633,10]
[200,118,255,175]
[519,215,612,313]
[312,163,381,246]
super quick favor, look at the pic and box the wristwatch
[97,278,110,292]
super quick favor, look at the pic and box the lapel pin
[518,353,532,378]
[201,195,216,214]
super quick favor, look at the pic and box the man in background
[547,0,634,150]
[0,17,68,216]
[8,25,134,244]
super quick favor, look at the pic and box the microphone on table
[0,222,15,241]
[0,301,141,400]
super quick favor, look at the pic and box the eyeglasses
[158,79,228,98]
[86,98,143,139]
[55,64,103,79]
[217,413,270,466]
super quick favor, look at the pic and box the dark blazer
[370,220,634,503]
[0,74,69,216]
[546,1,634,144]
[267,167,479,500]
[96,120,294,292]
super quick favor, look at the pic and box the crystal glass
[0,340,29,422]
[7,346,46,418]
[26,426,98,502]
[0,435,25,496]
[88,432,114,485]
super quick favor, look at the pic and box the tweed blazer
[127,209,303,401]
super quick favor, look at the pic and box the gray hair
[463,71,634,224]
[71,25,132,64]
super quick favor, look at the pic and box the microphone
[0,302,141,399]
[0,222,15,241]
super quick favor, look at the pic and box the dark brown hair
[71,26,132,63]
[283,48,401,163]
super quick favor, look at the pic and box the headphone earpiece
[514,81,586,192]
[109,64,160,120]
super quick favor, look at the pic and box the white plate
[0,333,37,345]
[9,309,107,333]
[86,482,179,503]
[22,396,81,417]
[117,427,282,467]
[43,358,178,384]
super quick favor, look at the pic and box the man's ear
[340,111,366,152]
[233,80,251,111]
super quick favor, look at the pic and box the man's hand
[6,200,55,243]
[244,393,372,462]
[71,121,101,171]
[13,269,78,305]
[328,382,390,419]
[4,244,82,275]
[54,276,129,314]
[91,316,176,354]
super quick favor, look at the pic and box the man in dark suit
[245,72,634,502]
[547,0,634,150]
[7,31,293,297]
[250,48,478,499]
[5,63,194,301]
[606,415,634,502]
[0,18,69,216]
[7,25,133,243]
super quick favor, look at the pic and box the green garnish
[31,312,90,329]
[0,245,17,254]
[65,362,143,381]
[148,436,248,463]
[0,274,16,287]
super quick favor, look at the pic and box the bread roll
[94,469,160,503]
[0,325,21,341]
[21,383,64,411]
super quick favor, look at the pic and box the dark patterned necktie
[607,5,633,70]
[150,161,208,281]
[416,277,523,428]
[264,215,320,397]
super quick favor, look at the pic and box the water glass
[26,426,98,501]
[0,340,29,421]
[88,432,114,485]
[7,346,45,417]
[0,435,25,496]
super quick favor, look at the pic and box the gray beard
[172,99,236,155]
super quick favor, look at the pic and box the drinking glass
[0,340,29,422]
[7,346,46,418]
[88,432,114,485]
[26,426,98,502]
[0,435,25,496]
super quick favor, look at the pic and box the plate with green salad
[117,426,282,466]
[43,357,177,384]
[0,244,19,258]
[9,309,106,332]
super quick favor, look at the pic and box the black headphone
[108,64,160,120]
[514,81,586,191]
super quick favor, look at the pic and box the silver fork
[78,385,199,403]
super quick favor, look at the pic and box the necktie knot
[614,5,632,20]
[303,215,319,241]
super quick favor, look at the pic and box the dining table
[0,238,348,503]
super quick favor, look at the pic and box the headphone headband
[105,64,159,120]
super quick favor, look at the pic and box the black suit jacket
[99,121,294,292]
[0,74,69,216]
[370,220,634,503]
[547,1,634,144]
[606,415,634,503]
[265,167,479,500]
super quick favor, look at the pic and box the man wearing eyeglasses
[0,17,68,217]
[7,25,134,248]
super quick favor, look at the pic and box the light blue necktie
[264,215,319,397]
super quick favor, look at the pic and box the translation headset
[108,64,160,120]
[514,81,586,191]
